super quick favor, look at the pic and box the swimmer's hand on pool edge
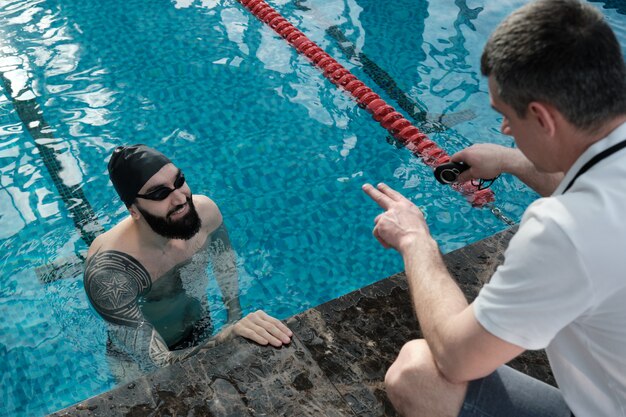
[202,310,293,350]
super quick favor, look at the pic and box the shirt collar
[553,121,626,196]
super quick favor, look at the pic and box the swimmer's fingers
[254,310,293,338]
[235,322,279,347]
[235,311,292,347]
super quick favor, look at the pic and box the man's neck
[134,220,176,251]
[589,115,626,144]
[559,115,626,173]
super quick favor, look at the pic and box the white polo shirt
[474,122,626,417]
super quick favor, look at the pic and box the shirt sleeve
[473,201,593,350]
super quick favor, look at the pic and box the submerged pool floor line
[0,60,105,283]
[324,25,477,136]
[237,0,495,207]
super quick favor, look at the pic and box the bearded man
[84,144,291,380]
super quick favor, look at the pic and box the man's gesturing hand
[362,183,433,254]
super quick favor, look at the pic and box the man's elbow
[434,349,489,384]
[435,358,467,384]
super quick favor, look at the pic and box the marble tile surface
[50,227,553,416]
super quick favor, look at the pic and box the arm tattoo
[84,250,151,327]
[84,251,199,369]
[84,251,219,371]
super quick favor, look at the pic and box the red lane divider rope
[237,0,495,206]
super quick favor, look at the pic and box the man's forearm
[214,266,242,321]
[502,148,563,196]
[401,237,468,367]
[208,224,243,320]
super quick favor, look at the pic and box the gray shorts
[458,365,573,417]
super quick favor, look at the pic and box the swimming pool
[1,0,624,415]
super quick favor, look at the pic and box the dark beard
[137,197,201,240]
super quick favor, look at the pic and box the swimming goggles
[136,171,186,201]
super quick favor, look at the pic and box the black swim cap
[107,144,172,206]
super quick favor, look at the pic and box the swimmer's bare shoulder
[86,217,138,259]
[193,194,223,234]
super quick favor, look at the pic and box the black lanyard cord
[562,138,626,194]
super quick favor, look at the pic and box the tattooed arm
[207,222,243,323]
[83,250,212,371]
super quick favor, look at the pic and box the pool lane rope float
[236,0,495,207]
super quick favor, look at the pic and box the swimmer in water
[84,144,292,380]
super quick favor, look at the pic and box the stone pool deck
[50,226,553,416]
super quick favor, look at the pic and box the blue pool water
[1,0,625,415]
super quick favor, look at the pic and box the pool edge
[48,226,554,416]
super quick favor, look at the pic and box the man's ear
[528,101,557,136]
[128,204,141,220]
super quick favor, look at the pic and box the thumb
[373,227,391,249]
